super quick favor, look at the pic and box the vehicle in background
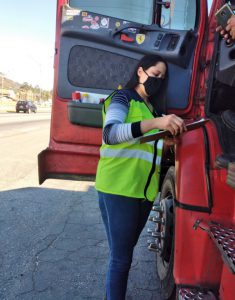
[38,1,235,299]
[16,100,37,113]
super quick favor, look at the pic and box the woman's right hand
[156,114,187,136]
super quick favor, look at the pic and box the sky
[0,1,56,90]
[208,0,213,12]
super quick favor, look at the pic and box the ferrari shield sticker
[136,34,146,45]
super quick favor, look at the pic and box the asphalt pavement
[0,113,163,300]
[0,184,163,300]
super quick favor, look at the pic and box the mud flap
[38,148,99,184]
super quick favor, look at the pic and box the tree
[20,82,31,91]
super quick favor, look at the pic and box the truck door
[38,0,207,184]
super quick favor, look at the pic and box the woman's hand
[156,114,187,136]
[140,114,187,136]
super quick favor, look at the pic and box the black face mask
[142,70,163,97]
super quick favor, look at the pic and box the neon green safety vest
[95,90,163,202]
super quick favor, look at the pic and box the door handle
[111,23,160,37]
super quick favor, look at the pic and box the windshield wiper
[155,1,171,25]
[155,1,171,8]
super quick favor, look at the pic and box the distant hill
[0,75,21,92]
[0,72,52,101]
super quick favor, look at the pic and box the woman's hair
[125,54,169,115]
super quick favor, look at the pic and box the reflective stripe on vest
[101,139,163,166]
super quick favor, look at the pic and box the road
[0,112,162,300]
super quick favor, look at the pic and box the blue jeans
[98,191,153,300]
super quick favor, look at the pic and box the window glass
[229,1,235,11]
[207,1,235,17]
[207,0,213,14]
[161,0,196,30]
[69,0,154,25]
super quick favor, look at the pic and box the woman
[95,54,186,300]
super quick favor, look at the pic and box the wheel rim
[147,167,176,298]
[155,195,174,282]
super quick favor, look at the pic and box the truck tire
[156,166,175,300]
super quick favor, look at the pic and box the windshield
[161,0,196,30]
[69,0,154,25]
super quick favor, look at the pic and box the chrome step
[194,220,235,274]
[178,287,217,300]
[227,162,235,189]
[209,222,235,274]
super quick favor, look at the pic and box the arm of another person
[216,15,235,43]
[226,15,235,39]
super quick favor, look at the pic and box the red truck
[38,0,235,299]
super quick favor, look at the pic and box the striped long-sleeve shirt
[103,89,145,145]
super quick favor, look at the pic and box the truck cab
[38,1,235,299]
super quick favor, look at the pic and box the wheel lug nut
[152,205,163,212]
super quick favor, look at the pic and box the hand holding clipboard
[140,118,209,144]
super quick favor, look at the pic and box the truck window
[69,0,154,25]
[161,0,196,30]
[207,0,213,14]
